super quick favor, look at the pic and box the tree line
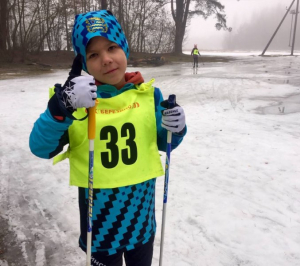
[0,0,229,60]
[223,4,300,51]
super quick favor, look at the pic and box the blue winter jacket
[29,79,186,255]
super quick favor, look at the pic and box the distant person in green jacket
[191,44,201,68]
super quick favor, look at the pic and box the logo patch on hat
[85,17,108,33]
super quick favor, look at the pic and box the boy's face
[86,37,127,89]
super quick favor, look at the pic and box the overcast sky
[184,0,294,51]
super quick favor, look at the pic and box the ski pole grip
[167,94,176,109]
[88,100,99,140]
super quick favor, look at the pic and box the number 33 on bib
[54,82,164,189]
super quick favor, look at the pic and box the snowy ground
[1,55,300,266]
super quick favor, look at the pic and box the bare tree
[148,9,175,53]
[118,0,174,53]
[4,0,177,57]
[61,0,71,51]
[16,0,41,59]
[0,0,8,51]
[101,0,107,9]
[170,0,229,54]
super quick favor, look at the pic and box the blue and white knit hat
[72,10,129,71]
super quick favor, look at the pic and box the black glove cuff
[48,86,66,122]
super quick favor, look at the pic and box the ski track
[1,55,300,265]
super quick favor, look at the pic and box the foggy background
[184,0,300,52]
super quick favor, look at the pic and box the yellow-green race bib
[53,81,164,188]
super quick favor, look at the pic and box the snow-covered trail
[0,72,83,265]
[1,55,300,266]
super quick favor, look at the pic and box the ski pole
[86,100,98,266]
[159,94,176,266]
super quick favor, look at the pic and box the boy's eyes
[108,45,118,51]
[87,45,118,59]
[88,53,97,59]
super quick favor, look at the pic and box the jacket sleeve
[29,108,72,159]
[154,87,187,152]
[29,92,73,159]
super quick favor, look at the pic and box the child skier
[29,10,186,266]
[191,44,201,68]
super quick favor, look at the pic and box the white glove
[161,105,186,133]
[62,75,97,110]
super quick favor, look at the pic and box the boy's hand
[61,54,97,113]
[161,100,186,133]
